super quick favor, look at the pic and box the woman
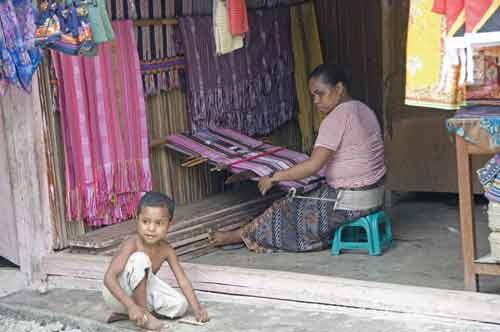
[208,64,386,252]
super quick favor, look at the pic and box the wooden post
[455,136,478,291]
[0,76,53,282]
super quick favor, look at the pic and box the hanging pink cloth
[227,0,249,35]
[52,20,151,227]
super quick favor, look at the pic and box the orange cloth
[227,0,249,35]
[432,0,465,36]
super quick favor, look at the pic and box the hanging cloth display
[290,1,324,152]
[52,20,151,226]
[0,0,42,94]
[405,0,465,110]
[213,0,244,55]
[227,0,249,36]
[179,7,296,136]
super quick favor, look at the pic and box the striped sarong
[166,128,325,193]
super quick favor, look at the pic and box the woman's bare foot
[207,228,244,247]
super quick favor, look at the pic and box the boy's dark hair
[308,64,351,92]
[137,192,175,219]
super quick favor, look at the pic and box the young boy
[103,192,208,330]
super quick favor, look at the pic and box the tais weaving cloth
[446,105,500,148]
[405,0,465,110]
[52,20,152,226]
[166,128,325,193]
[179,7,296,135]
[478,154,500,202]
[106,0,184,94]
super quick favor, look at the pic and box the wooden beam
[42,253,500,324]
[134,18,178,27]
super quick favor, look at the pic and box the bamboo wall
[314,0,383,121]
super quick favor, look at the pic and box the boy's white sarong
[102,252,188,318]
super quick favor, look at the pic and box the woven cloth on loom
[52,20,152,227]
[106,0,184,95]
[166,128,325,193]
[179,7,296,135]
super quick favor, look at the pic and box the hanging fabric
[105,0,183,94]
[179,7,296,136]
[0,0,42,94]
[405,0,465,110]
[227,0,249,36]
[290,1,324,152]
[213,0,244,55]
[52,20,151,227]
[35,0,97,56]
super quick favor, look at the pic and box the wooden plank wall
[0,76,53,280]
[314,0,383,121]
[381,0,487,194]
[0,101,19,265]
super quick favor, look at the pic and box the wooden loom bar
[134,18,178,27]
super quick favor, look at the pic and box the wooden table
[455,135,500,291]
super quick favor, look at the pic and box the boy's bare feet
[207,228,244,247]
[107,312,128,323]
[139,312,168,331]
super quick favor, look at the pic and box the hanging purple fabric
[179,7,296,136]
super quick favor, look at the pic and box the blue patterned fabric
[0,0,42,93]
[446,105,500,148]
[478,154,500,203]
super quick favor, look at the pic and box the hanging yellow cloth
[290,2,324,152]
[405,0,465,110]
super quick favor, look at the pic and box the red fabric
[227,0,249,35]
[432,0,465,33]
[466,0,494,32]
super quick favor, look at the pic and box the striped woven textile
[166,128,325,193]
[52,20,152,227]
[105,0,184,94]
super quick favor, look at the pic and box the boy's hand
[127,304,146,325]
[195,306,209,323]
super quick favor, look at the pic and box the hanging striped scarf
[52,20,152,226]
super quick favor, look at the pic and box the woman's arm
[259,146,334,194]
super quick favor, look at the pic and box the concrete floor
[189,193,500,293]
[2,288,500,332]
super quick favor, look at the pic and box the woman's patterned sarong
[240,179,385,253]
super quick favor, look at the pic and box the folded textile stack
[488,202,500,259]
[478,154,500,259]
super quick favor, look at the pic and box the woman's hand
[258,175,275,195]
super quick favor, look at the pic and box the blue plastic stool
[331,211,392,256]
